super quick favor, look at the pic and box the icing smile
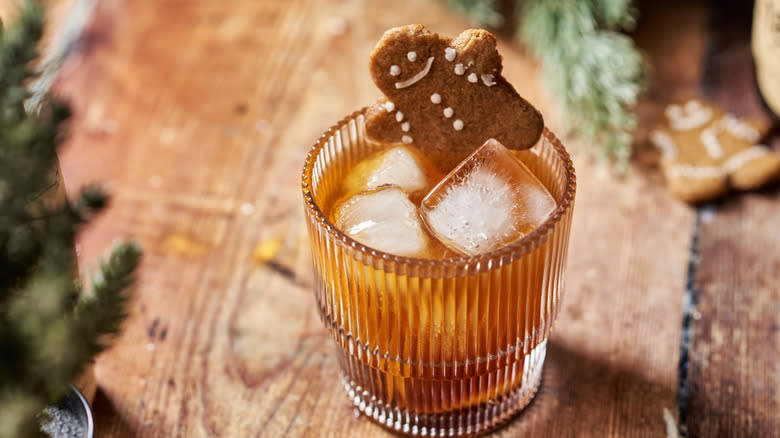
[395,57,435,89]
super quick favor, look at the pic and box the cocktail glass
[302,107,576,436]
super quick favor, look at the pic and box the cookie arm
[365,100,403,144]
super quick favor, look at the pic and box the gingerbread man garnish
[650,99,780,203]
[365,24,544,171]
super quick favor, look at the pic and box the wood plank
[689,194,780,437]
[685,2,780,436]
[52,0,705,436]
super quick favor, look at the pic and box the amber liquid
[326,256,552,411]
[304,113,574,436]
[322,148,549,411]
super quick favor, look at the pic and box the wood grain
[47,0,720,436]
[685,2,780,436]
[689,194,780,438]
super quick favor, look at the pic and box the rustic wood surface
[685,2,780,436]
[27,0,775,436]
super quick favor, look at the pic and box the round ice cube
[334,185,430,257]
[343,146,432,196]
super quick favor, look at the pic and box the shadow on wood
[499,339,677,436]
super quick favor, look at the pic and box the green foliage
[75,242,141,360]
[445,0,647,169]
[447,0,504,28]
[0,1,141,437]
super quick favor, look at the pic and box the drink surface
[328,140,556,259]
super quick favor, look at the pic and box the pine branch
[75,241,142,358]
[71,184,109,222]
[446,0,504,28]
[0,1,141,436]
[0,1,43,101]
[5,261,80,396]
[519,0,646,169]
[0,391,41,438]
[588,0,637,29]
[0,2,57,216]
[443,0,647,169]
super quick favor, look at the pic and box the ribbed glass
[302,108,576,437]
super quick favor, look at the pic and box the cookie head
[366,25,543,171]
[369,25,443,93]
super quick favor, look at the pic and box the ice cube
[333,185,430,257]
[343,146,434,197]
[420,139,556,256]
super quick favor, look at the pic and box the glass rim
[302,107,577,267]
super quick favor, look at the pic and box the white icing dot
[384,101,395,112]
[453,119,464,130]
[390,65,400,76]
[401,122,410,132]
[402,135,413,144]
[430,93,441,104]
[481,74,496,86]
[443,107,454,118]
[396,111,404,122]
[468,73,478,83]
[445,47,456,62]
[407,51,417,62]
[454,64,465,75]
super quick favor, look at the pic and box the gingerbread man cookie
[365,24,543,171]
[650,98,780,203]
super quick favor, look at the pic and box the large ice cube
[333,185,430,257]
[342,146,435,197]
[420,139,556,256]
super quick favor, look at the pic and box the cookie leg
[729,151,780,191]
[666,173,730,204]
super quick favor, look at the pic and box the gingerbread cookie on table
[365,24,543,171]
[650,98,780,203]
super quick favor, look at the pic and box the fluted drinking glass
[302,108,576,436]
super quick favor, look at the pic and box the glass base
[341,341,547,437]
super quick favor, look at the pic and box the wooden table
[41,0,780,436]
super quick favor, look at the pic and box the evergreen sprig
[75,242,141,359]
[447,0,504,28]
[445,0,646,169]
[0,2,141,437]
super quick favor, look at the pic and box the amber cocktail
[302,109,575,436]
